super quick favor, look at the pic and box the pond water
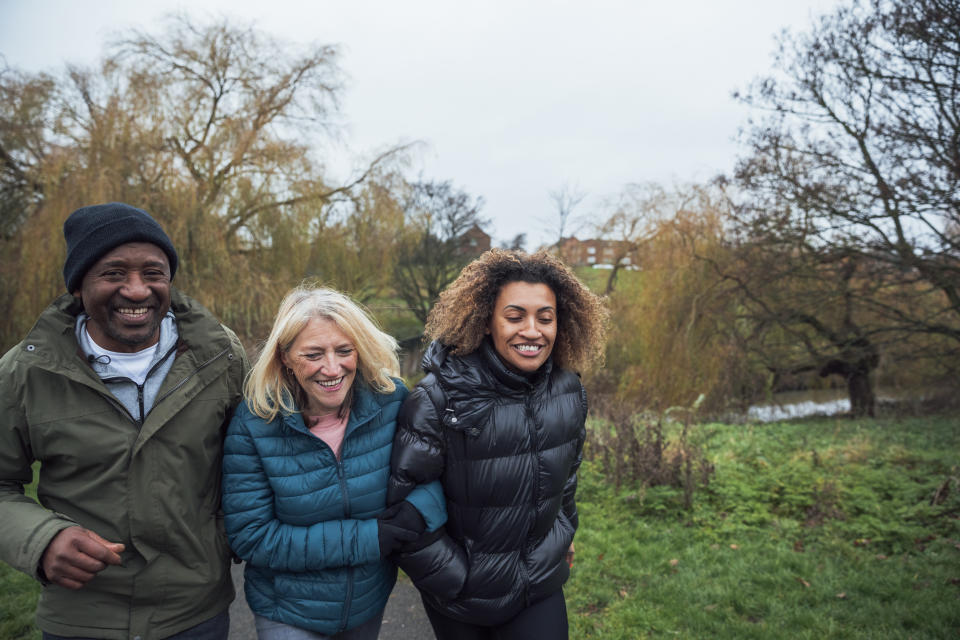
[744,387,937,422]
[747,388,850,422]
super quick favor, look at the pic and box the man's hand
[41,527,125,589]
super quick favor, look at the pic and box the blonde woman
[222,286,446,639]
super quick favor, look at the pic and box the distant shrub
[585,394,714,509]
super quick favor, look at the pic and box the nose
[519,317,541,337]
[120,272,151,300]
[318,355,341,376]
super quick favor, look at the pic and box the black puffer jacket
[387,339,586,625]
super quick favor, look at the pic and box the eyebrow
[504,304,556,312]
[298,342,354,352]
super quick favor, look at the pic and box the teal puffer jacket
[222,381,446,634]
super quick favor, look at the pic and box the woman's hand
[377,501,426,558]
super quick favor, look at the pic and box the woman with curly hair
[388,249,607,640]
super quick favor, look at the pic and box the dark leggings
[422,590,569,640]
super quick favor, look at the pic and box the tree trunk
[604,264,623,295]
[819,344,878,418]
[846,368,875,418]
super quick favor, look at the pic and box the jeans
[42,610,229,640]
[253,610,385,640]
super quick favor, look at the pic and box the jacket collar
[480,337,552,389]
[424,338,553,396]
[18,287,230,379]
[281,379,384,438]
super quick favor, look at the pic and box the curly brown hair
[425,249,608,372]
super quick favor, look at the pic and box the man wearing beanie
[0,203,248,639]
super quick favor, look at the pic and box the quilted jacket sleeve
[403,480,447,532]
[387,379,468,599]
[222,405,380,572]
[387,382,446,504]
[561,384,588,532]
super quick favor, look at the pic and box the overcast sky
[0,0,838,248]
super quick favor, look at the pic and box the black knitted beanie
[63,202,179,292]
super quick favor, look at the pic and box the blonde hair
[245,286,400,422]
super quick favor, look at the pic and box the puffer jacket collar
[277,376,383,440]
[422,338,553,399]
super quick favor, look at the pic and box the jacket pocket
[397,531,469,603]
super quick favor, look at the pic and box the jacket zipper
[98,340,179,426]
[101,345,175,626]
[118,344,230,621]
[128,345,230,470]
[328,407,380,633]
[295,405,381,632]
[337,458,352,518]
[521,394,541,607]
[338,459,354,632]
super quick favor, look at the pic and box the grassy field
[3,415,958,639]
[568,414,960,639]
[1,465,40,640]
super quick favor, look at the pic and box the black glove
[377,501,427,558]
[397,524,446,554]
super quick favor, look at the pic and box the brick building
[556,237,637,268]
[458,224,492,258]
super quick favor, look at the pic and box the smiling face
[487,280,558,374]
[74,242,172,353]
[281,316,358,416]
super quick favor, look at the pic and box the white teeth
[317,377,343,387]
[117,307,148,315]
[515,344,541,352]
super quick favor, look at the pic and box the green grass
[568,414,960,639]
[572,265,642,294]
[1,464,41,640]
[0,564,40,640]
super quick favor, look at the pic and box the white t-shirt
[81,330,158,385]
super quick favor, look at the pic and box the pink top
[305,411,349,459]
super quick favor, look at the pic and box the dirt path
[227,562,435,639]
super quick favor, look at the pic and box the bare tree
[597,182,674,294]
[734,0,960,345]
[721,236,894,416]
[500,233,527,252]
[113,16,408,262]
[394,180,487,324]
[0,15,409,347]
[548,181,587,260]
[0,67,53,240]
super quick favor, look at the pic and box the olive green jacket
[0,289,248,639]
